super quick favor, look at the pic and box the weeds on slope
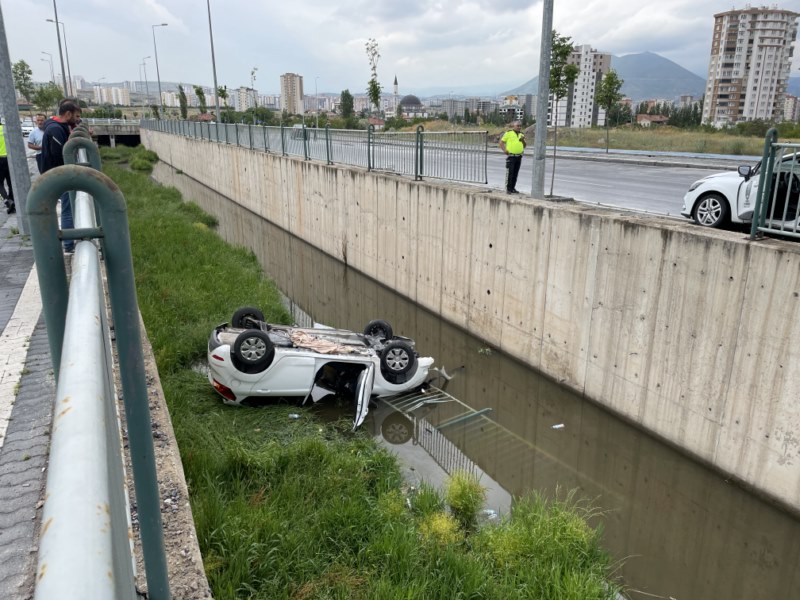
[102,145,623,599]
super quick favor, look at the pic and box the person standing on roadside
[27,113,46,174]
[499,120,526,194]
[0,122,14,214]
[42,100,81,252]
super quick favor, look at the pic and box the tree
[32,82,63,113]
[218,85,229,109]
[12,60,34,109]
[596,69,624,153]
[365,38,382,114]
[340,89,358,128]
[178,85,188,119]
[548,31,579,196]
[151,104,161,120]
[194,85,208,114]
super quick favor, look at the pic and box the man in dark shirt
[41,100,81,252]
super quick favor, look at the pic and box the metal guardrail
[26,127,170,598]
[141,119,489,184]
[750,129,800,240]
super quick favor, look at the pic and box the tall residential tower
[280,73,304,115]
[703,7,799,126]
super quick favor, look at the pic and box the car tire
[232,329,274,373]
[364,319,393,340]
[381,412,414,445]
[692,193,730,228]
[232,306,264,329]
[380,340,416,379]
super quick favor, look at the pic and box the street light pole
[531,0,554,199]
[41,52,54,83]
[142,55,151,111]
[206,0,221,121]
[315,76,319,128]
[46,19,72,96]
[51,0,68,95]
[152,23,168,117]
[250,66,258,112]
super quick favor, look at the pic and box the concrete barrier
[142,129,800,513]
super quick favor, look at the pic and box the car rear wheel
[693,193,730,228]
[232,329,274,373]
[380,340,416,380]
[364,319,393,340]
[232,306,264,329]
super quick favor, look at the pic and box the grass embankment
[102,145,622,599]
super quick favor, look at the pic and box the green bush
[129,156,153,172]
[445,471,485,531]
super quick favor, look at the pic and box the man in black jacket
[41,100,81,252]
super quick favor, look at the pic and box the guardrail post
[415,125,424,181]
[27,165,171,599]
[325,124,332,164]
[235,123,240,146]
[750,128,779,240]
[368,124,374,171]
[281,123,286,156]
[483,130,489,184]
[249,124,254,150]
[303,125,309,160]
[263,125,269,153]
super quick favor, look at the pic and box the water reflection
[153,163,800,599]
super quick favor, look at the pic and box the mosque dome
[399,94,422,108]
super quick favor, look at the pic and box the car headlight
[688,180,703,192]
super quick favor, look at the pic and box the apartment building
[93,86,130,106]
[702,7,799,126]
[785,93,799,121]
[279,73,304,115]
[233,86,257,111]
[549,44,611,128]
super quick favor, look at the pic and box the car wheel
[380,340,416,377]
[232,306,264,329]
[692,193,730,228]
[364,319,393,340]
[232,330,274,373]
[381,412,414,445]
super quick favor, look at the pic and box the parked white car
[682,155,800,229]
[20,118,34,136]
[207,307,435,428]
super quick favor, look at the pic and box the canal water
[153,164,800,599]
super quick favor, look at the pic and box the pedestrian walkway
[0,209,53,599]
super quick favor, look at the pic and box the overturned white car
[207,307,434,428]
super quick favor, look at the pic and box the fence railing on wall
[750,129,800,241]
[140,119,488,184]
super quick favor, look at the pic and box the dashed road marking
[0,266,42,449]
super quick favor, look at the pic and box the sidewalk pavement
[0,207,52,599]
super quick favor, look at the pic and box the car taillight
[211,354,225,361]
[212,379,236,401]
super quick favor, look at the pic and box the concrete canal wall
[142,130,800,512]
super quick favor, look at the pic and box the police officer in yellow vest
[499,121,526,194]
[0,123,14,214]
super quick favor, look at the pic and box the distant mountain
[502,52,706,101]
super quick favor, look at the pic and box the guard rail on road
[26,128,170,599]
[141,119,489,184]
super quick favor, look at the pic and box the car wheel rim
[697,198,722,225]
[385,348,409,371]
[240,337,266,360]
[384,422,410,443]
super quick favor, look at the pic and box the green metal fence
[750,129,800,240]
[141,119,488,184]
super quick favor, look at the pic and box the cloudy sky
[3,0,799,96]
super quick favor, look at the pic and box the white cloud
[2,0,797,95]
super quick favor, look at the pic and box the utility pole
[0,5,31,233]
[206,0,221,121]
[531,0,553,199]
[51,0,68,95]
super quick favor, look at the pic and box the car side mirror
[738,165,752,181]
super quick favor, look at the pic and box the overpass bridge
[84,118,140,146]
